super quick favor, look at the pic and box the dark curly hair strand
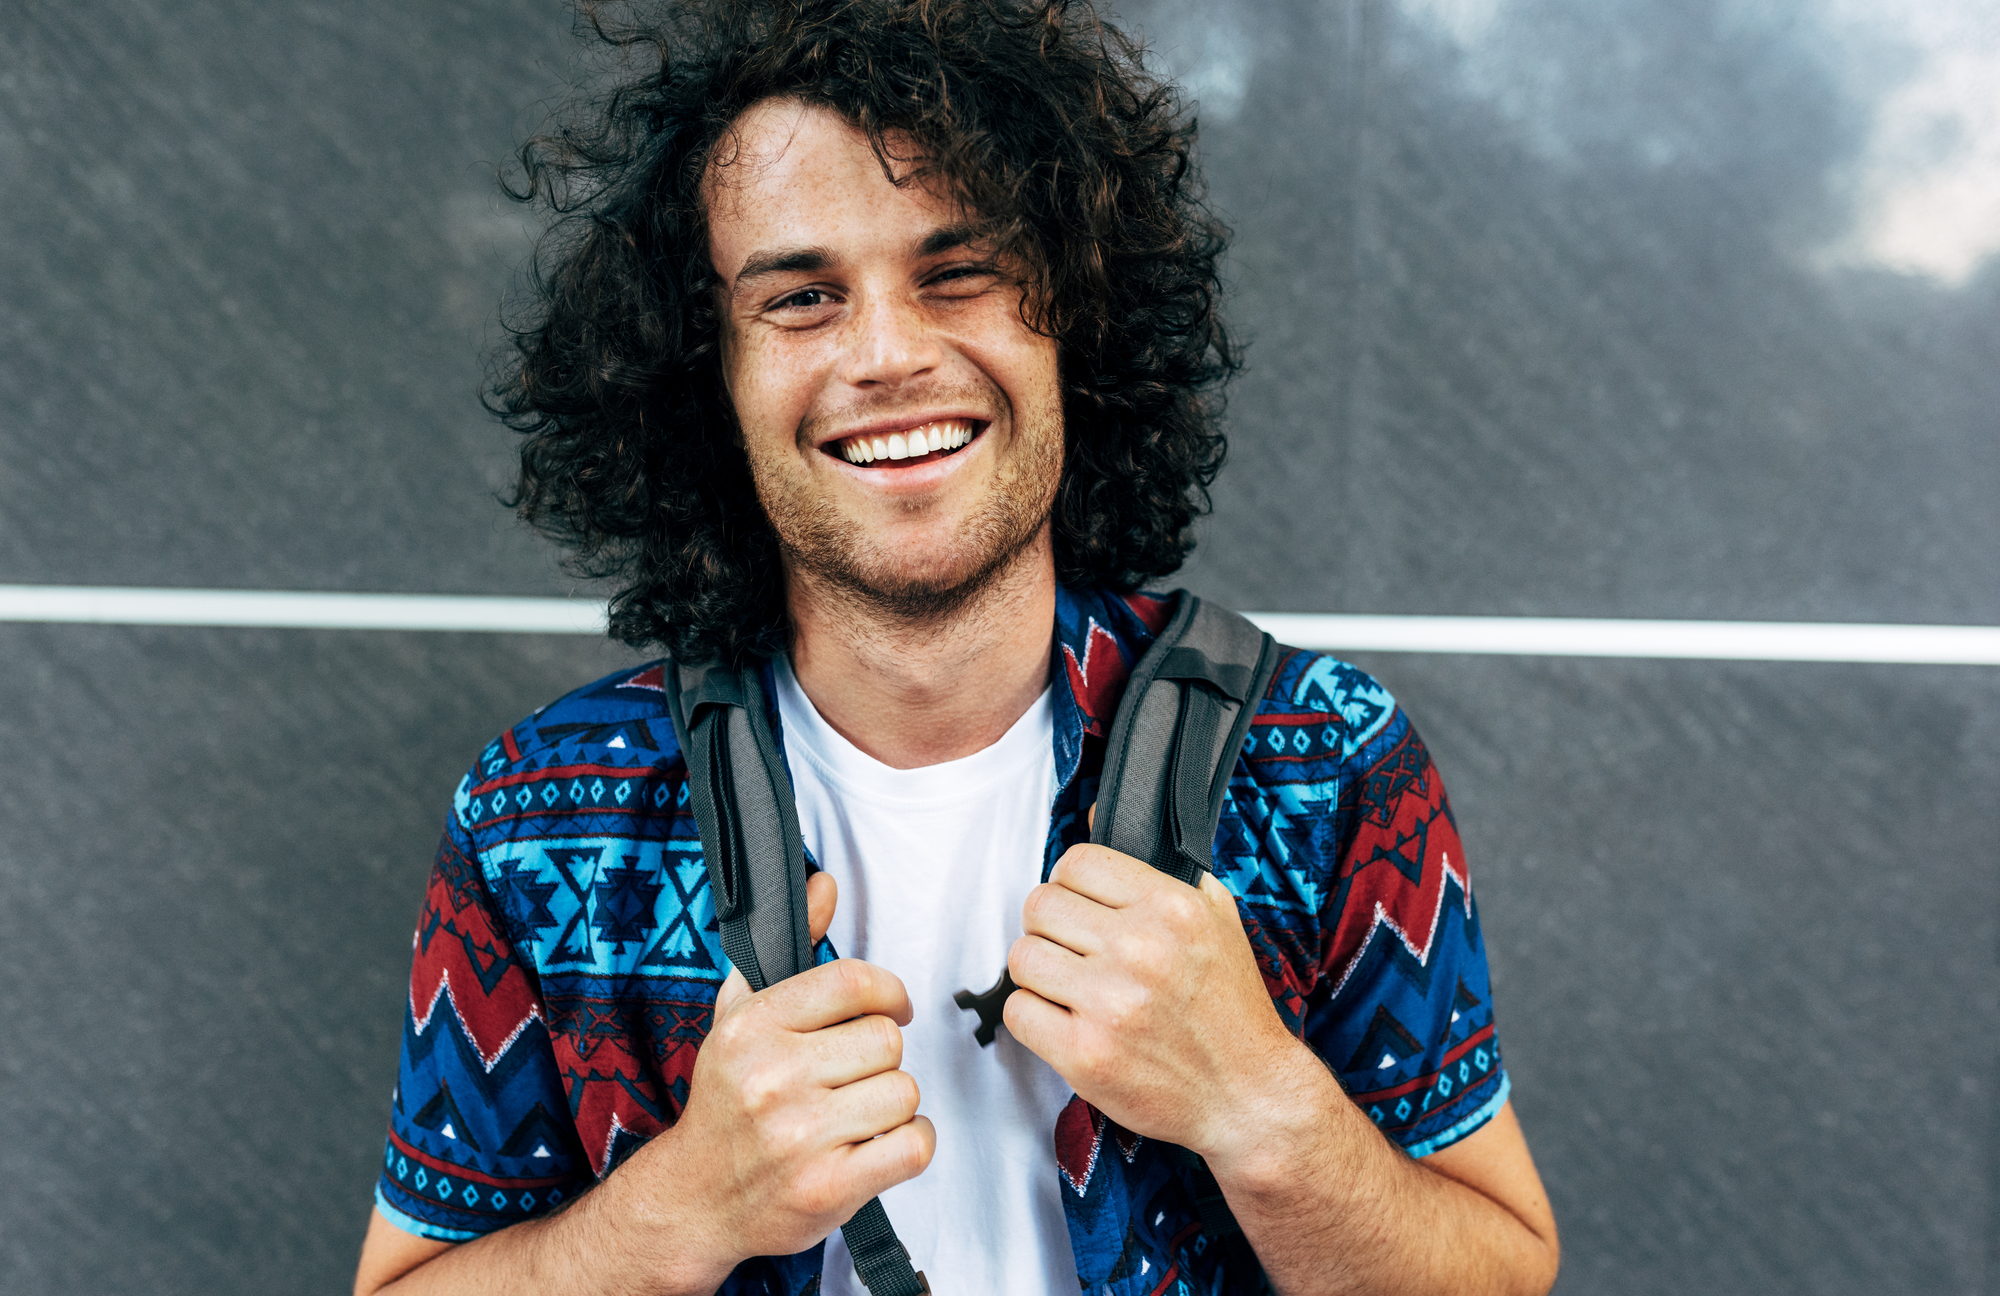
[496,0,1240,664]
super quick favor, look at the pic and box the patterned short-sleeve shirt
[374,585,1509,1294]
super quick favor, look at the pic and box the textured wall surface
[1,1,1994,1292]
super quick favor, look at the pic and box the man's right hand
[648,869,935,1277]
[354,870,935,1296]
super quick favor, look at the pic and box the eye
[928,262,998,293]
[775,287,830,310]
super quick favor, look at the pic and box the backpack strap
[1091,592,1280,884]
[666,658,930,1296]
[1088,592,1279,1250]
[953,593,1282,1047]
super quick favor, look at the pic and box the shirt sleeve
[374,801,595,1240]
[1302,698,1510,1159]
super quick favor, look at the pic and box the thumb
[713,965,751,1018]
[806,869,838,946]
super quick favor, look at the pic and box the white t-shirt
[772,657,1076,1295]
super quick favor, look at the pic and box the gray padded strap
[1084,595,1278,1248]
[664,658,925,1295]
[671,660,811,989]
[1092,593,1279,882]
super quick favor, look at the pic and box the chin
[815,535,1039,621]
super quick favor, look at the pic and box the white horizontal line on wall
[0,585,607,634]
[1,585,1996,664]
[1248,613,2000,665]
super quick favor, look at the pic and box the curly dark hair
[496,0,1240,664]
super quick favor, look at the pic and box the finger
[1050,842,1157,907]
[713,966,751,1019]
[1000,985,1077,1068]
[805,1012,905,1088]
[837,1114,936,1199]
[1007,933,1093,1009]
[806,869,838,946]
[1198,870,1245,920]
[1087,800,1096,833]
[822,1067,924,1147]
[765,958,915,1033]
[1019,880,1114,955]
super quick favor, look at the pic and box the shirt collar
[1049,584,1176,790]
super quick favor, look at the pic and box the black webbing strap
[842,1197,931,1295]
[665,659,928,1296]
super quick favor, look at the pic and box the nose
[839,290,943,389]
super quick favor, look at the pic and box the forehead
[704,99,959,275]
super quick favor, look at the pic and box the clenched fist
[611,871,936,1291]
[1002,841,1306,1166]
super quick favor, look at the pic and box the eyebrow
[731,246,833,294]
[729,224,993,298]
[918,223,985,257]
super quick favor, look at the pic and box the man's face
[706,99,1064,616]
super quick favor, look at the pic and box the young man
[354,3,1558,1293]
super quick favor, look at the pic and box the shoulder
[451,659,687,836]
[1243,644,1406,772]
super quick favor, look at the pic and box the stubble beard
[750,402,1064,626]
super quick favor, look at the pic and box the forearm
[1206,1055,1556,1296]
[362,1158,737,1296]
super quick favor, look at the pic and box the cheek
[726,340,811,455]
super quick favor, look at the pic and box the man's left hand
[1002,840,1313,1163]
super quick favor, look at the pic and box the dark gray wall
[2,1,1994,1292]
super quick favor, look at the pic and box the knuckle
[1021,884,1054,923]
[738,1061,788,1114]
[869,1015,903,1062]
[890,1069,921,1116]
[833,958,878,1003]
[794,1165,846,1219]
[891,1130,929,1178]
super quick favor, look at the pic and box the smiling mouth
[827,419,981,467]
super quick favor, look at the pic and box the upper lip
[813,411,988,449]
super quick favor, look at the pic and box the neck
[785,530,1058,770]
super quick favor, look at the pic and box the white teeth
[837,421,975,465]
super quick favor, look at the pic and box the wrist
[1198,1036,1350,1199]
[563,1131,745,1296]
